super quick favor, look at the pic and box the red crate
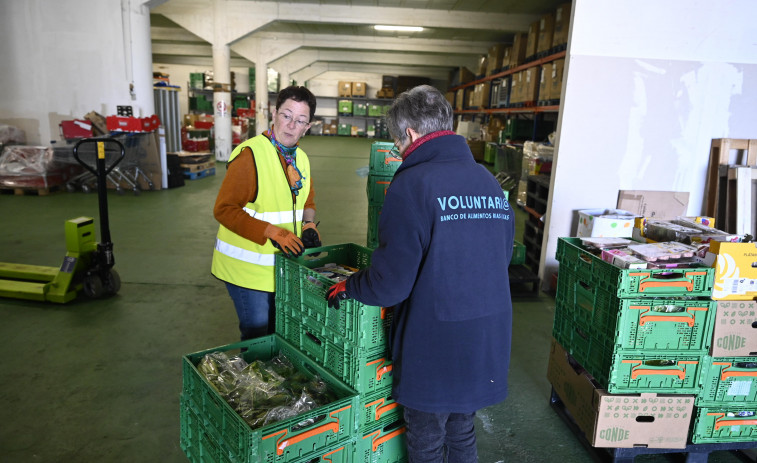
[59,120,93,139]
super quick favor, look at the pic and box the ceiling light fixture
[374,25,424,32]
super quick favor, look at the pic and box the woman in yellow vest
[212,86,321,340]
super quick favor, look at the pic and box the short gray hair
[386,85,453,145]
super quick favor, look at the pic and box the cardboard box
[467,140,486,162]
[352,81,367,97]
[708,241,757,300]
[539,64,552,101]
[552,2,572,47]
[547,339,695,449]
[455,89,465,110]
[547,58,565,100]
[511,33,528,67]
[522,67,539,103]
[526,21,540,58]
[486,44,506,75]
[338,81,352,97]
[450,67,475,87]
[617,190,689,219]
[537,13,556,54]
[509,72,521,104]
[711,301,757,356]
[456,120,481,140]
[577,209,637,238]
[476,55,488,76]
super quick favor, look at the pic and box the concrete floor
[0,136,751,462]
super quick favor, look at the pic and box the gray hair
[386,85,453,145]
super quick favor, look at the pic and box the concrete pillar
[254,57,270,136]
[124,0,155,116]
[212,43,232,161]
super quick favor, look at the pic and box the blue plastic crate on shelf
[180,334,359,463]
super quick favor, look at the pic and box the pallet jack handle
[73,138,125,262]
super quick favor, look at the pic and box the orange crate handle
[263,405,350,455]
[363,426,407,452]
[367,358,393,381]
[630,271,708,293]
[633,306,707,327]
[366,397,398,421]
[623,360,697,380]
[320,445,346,462]
[709,412,757,431]
[715,362,757,380]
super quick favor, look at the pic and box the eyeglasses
[278,112,310,128]
[389,144,402,159]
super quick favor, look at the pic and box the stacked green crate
[274,243,407,462]
[338,100,353,115]
[553,237,716,394]
[354,103,367,116]
[691,356,757,443]
[367,142,401,248]
[180,335,360,463]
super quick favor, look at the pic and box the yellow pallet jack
[0,138,125,303]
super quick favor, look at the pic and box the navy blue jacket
[347,132,514,413]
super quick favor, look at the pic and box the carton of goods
[576,209,637,238]
[547,339,695,449]
[710,300,757,357]
[707,241,757,300]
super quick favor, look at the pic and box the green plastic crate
[367,174,393,206]
[556,267,717,352]
[696,356,757,406]
[353,103,367,116]
[691,405,757,444]
[279,314,393,394]
[556,237,714,298]
[181,335,359,463]
[275,244,388,351]
[338,100,353,115]
[359,388,402,431]
[367,205,381,249]
[368,104,384,117]
[484,142,498,164]
[511,240,526,266]
[370,142,402,175]
[605,351,706,394]
[338,124,351,136]
[355,420,408,463]
[190,72,205,89]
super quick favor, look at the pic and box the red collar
[402,130,456,160]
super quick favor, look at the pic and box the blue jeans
[225,283,275,341]
[403,407,477,463]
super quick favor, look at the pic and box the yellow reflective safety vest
[211,134,311,291]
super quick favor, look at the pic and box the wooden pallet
[704,139,757,235]
[725,166,757,237]
[0,185,61,196]
[181,160,215,173]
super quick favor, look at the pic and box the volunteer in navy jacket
[326,85,515,463]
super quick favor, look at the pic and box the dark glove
[301,221,322,248]
[264,224,304,258]
[326,280,349,310]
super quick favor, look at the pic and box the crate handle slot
[633,306,706,327]
[575,281,595,313]
[263,405,351,455]
[363,425,407,452]
[305,331,322,346]
[622,360,696,380]
[635,415,655,423]
[715,361,757,380]
[710,412,757,431]
[631,272,699,292]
